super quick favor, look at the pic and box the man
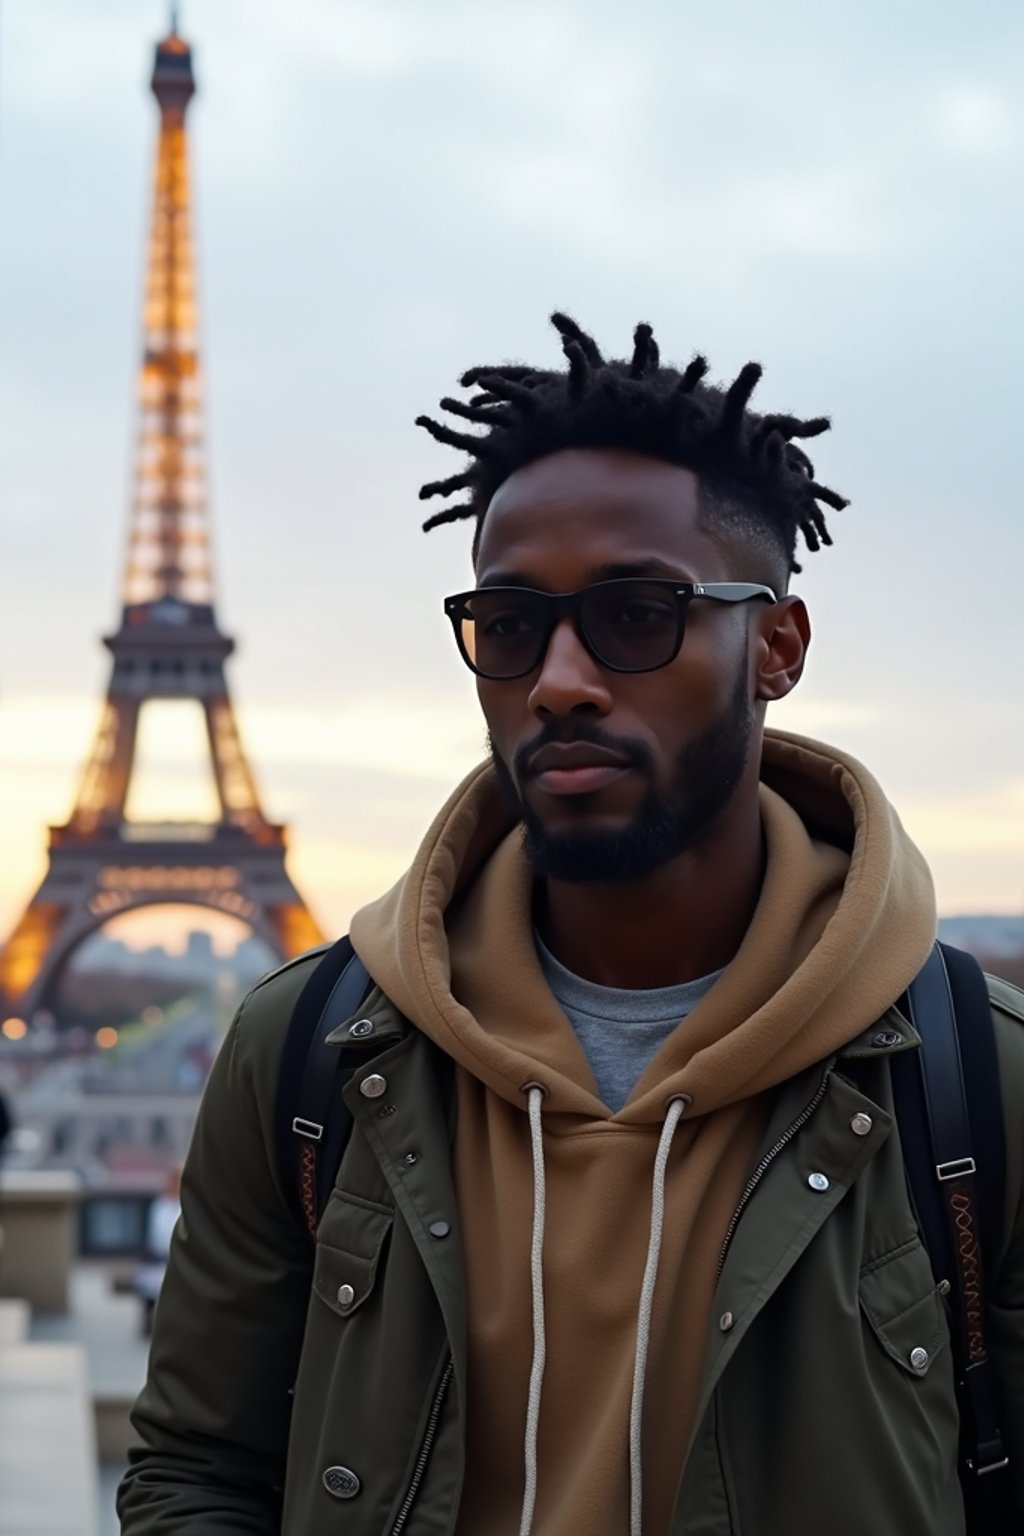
[0,1082,11,1161]
[118,315,1024,1535]
[134,1167,182,1336]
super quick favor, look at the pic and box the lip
[534,763,632,796]
[527,742,634,798]
[528,742,632,774]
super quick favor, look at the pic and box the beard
[488,660,755,885]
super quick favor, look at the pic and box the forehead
[475,448,730,585]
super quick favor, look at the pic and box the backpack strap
[273,937,372,1242]
[892,941,1009,1493]
[940,944,1006,1290]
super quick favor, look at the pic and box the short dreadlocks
[416,313,847,581]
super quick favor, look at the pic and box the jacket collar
[324,986,410,1051]
[326,986,921,1065]
[837,1001,920,1059]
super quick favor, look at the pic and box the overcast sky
[2,0,1023,949]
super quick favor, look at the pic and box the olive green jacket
[118,956,1024,1536]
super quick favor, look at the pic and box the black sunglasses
[443,578,777,680]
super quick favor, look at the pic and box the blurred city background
[1,3,1022,1532]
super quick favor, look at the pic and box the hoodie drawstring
[629,1095,688,1536]
[518,1088,688,1536]
[520,1084,547,1536]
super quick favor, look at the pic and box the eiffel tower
[0,17,323,1025]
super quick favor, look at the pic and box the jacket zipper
[390,1357,454,1535]
[715,1067,833,1284]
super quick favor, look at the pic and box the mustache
[510,725,654,781]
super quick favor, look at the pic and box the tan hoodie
[350,729,937,1535]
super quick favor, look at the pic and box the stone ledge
[0,1171,81,1204]
[0,1342,99,1536]
[0,1172,81,1313]
[0,1299,30,1345]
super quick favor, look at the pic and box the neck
[536,788,765,989]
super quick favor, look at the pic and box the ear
[752,595,810,703]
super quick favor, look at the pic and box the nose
[527,616,613,719]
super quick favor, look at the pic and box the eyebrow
[477,558,695,590]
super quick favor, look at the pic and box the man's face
[474,448,768,884]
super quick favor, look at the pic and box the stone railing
[0,1302,99,1535]
[0,1169,81,1314]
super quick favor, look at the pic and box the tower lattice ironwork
[0,19,323,1023]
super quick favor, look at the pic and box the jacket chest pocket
[312,1190,393,1320]
[859,1237,950,1377]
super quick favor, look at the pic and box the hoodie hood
[350,727,937,1118]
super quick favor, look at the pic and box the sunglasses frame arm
[691,582,777,604]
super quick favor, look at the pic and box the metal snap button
[336,1284,355,1308]
[850,1112,873,1137]
[719,1311,735,1332]
[349,1018,374,1038]
[807,1172,830,1193]
[871,1029,904,1049]
[429,1220,450,1239]
[909,1347,929,1372]
[323,1464,361,1499]
[402,1151,419,1167]
[359,1074,387,1099]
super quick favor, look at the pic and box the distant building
[937,913,1024,958]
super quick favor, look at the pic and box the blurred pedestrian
[134,1168,180,1336]
[0,1087,11,1161]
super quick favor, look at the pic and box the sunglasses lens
[454,581,685,678]
[461,591,547,678]
[583,583,681,670]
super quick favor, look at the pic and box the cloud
[769,698,880,733]
[933,87,1017,155]
[902,781,1024,855]
[0,692,479,767]
[288,835,419,932]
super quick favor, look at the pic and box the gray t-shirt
[535,933,722,1112]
